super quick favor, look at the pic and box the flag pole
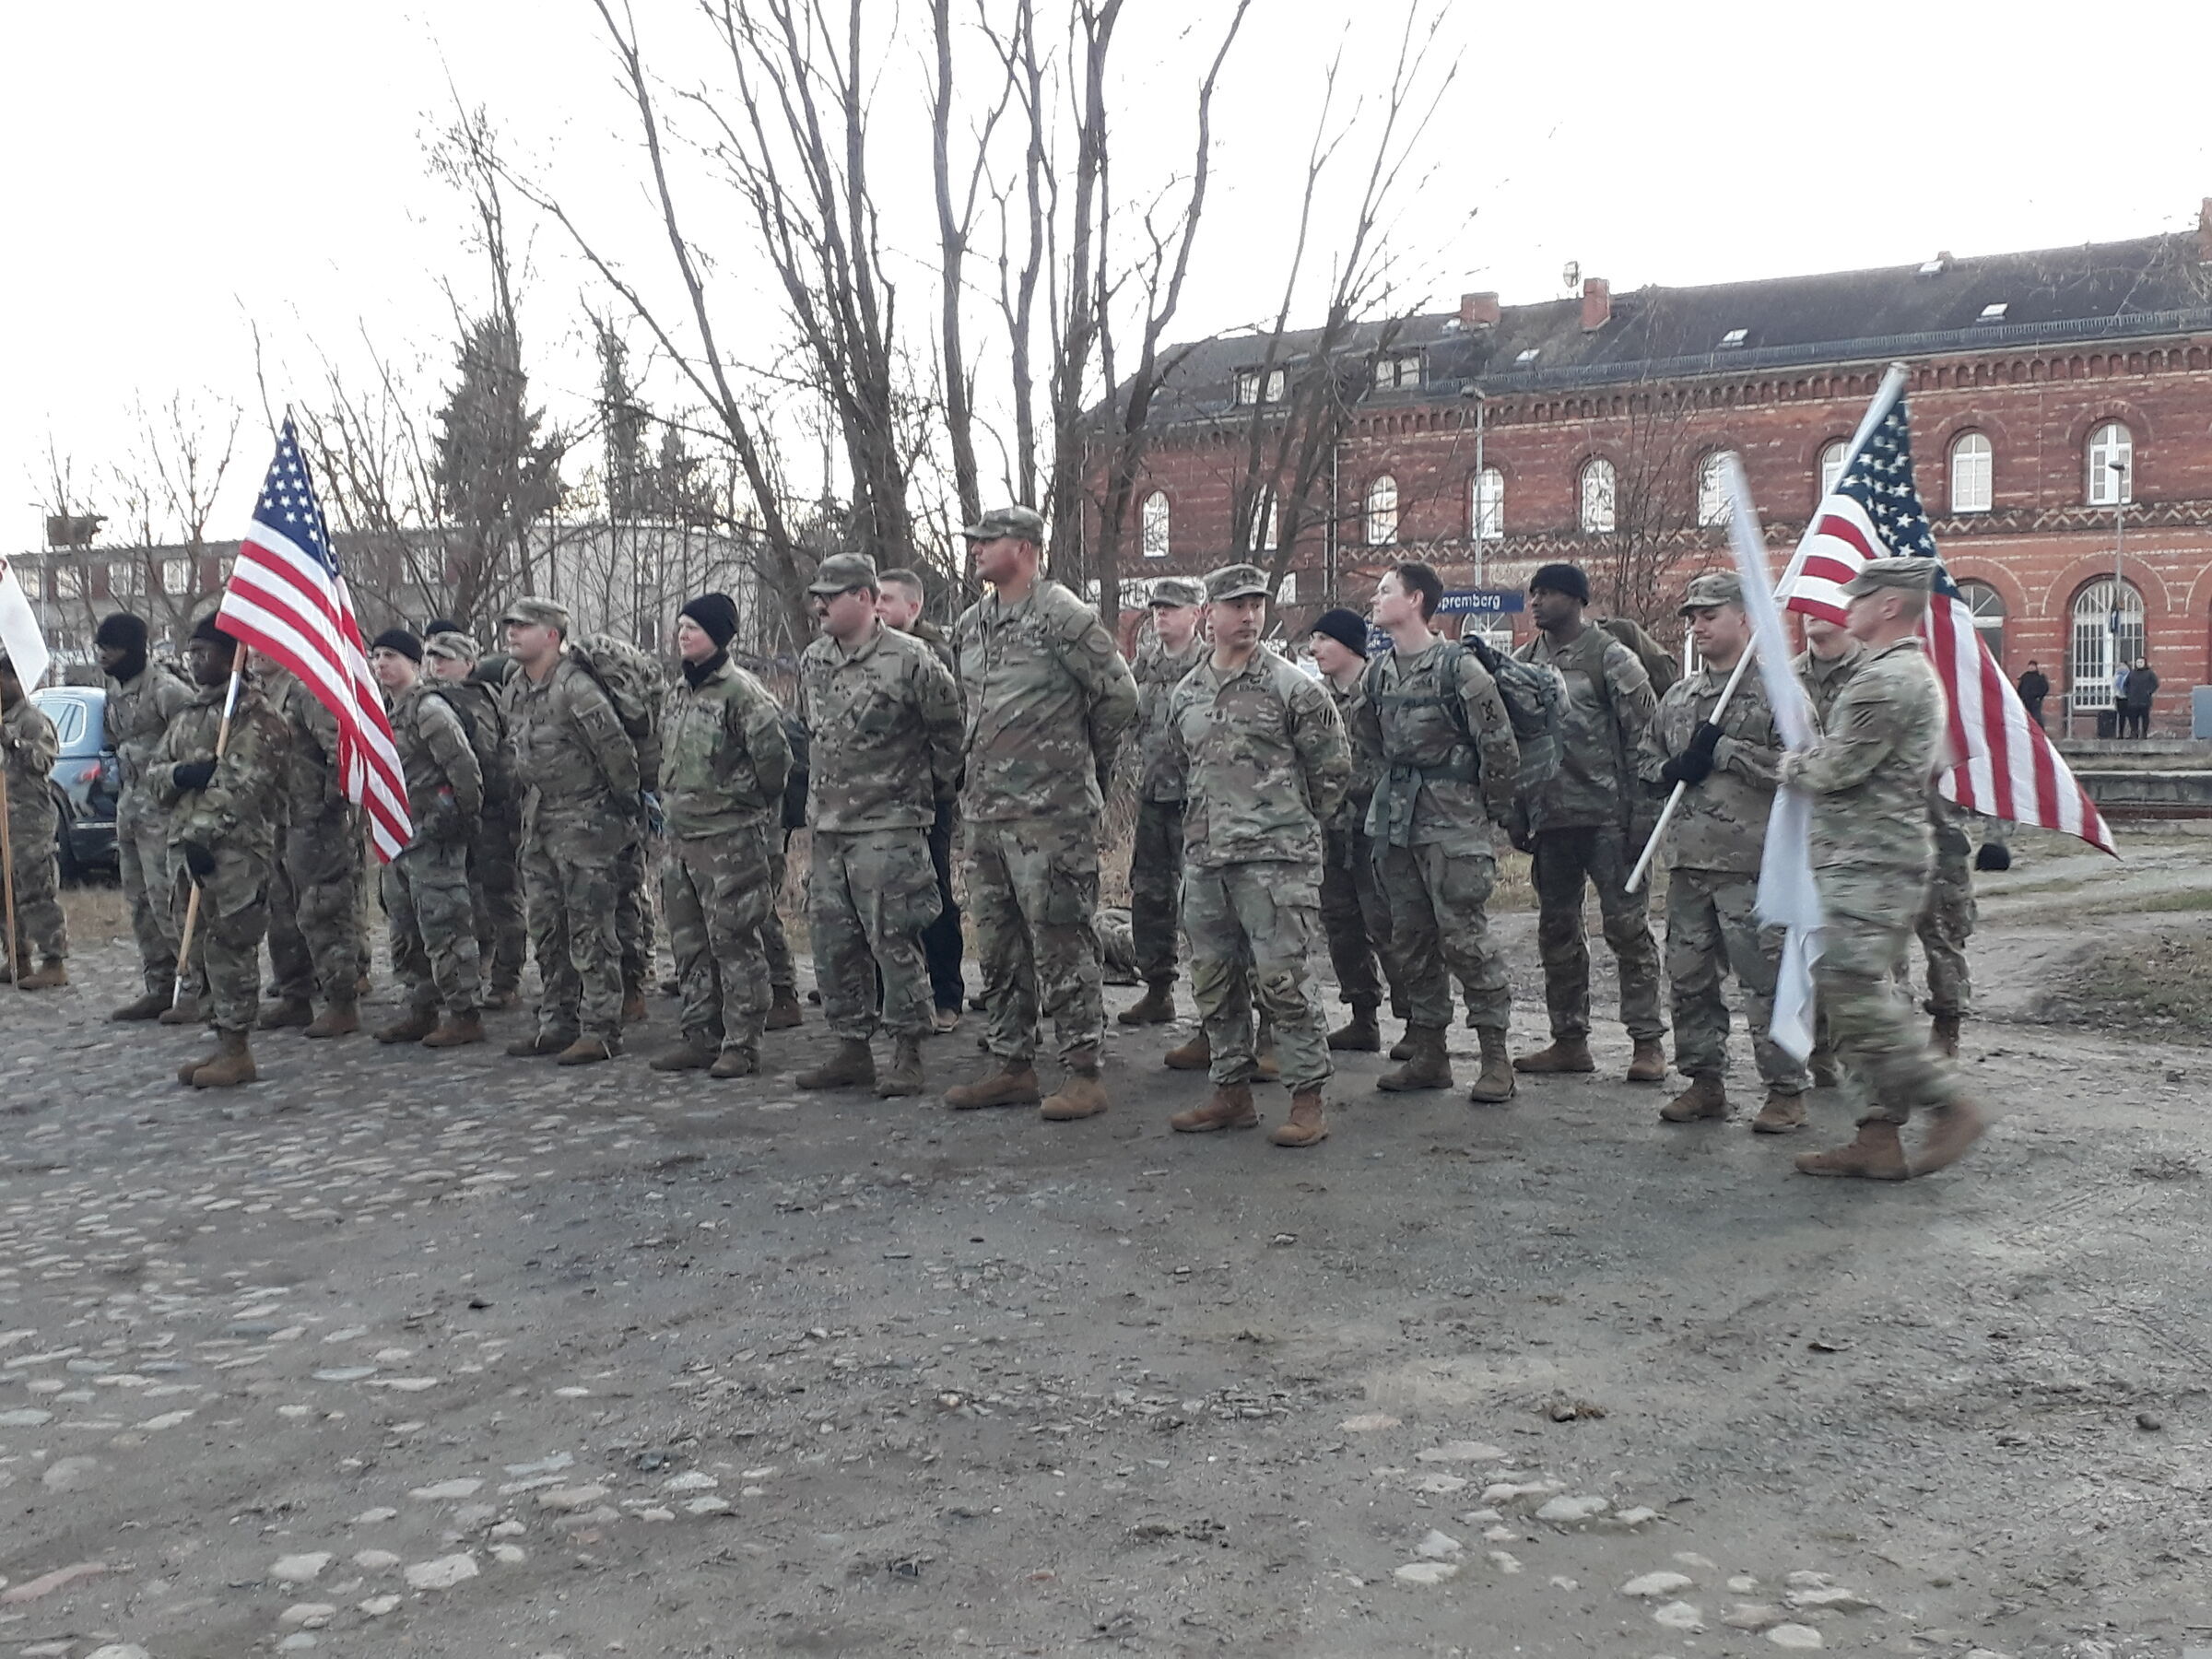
[1627,360,1912,893]
[171,641,250,1010]
[0,760,18,991]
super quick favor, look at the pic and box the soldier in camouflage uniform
[1118,576,1206,1026]
[879,568,967,1031]
[367,629,487,1048]
[151,607,292,1088]
[651,593,791,1080]
[1367,562,1523,1103]
[500,595,641,1065]
[1793,617,1863,1086]
[98,613,194,1017]
[944,504,1139,1122]
[261,663,366,1039]
[1914,797,1974,1057]
[1779,559,1985,1180]
[0,654,67,988]
[1513,561,1667,1083]
[1636,572,1812,1131]
[796,555,963,1098]
[1160,566,1349,1148]
[1308,606,1406,1052]
[424,634,527,1007]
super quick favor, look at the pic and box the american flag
[1785,384,2116,856]
[218,420,411,862]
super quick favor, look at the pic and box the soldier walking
[652,593,791,1080]
[877,567,968,1033]
[1306,606,1406,1052]
[1118,576,1206,1028]
[261,664,366,1039]
[97,612,193,1017]
[423,631,527,1008]
[500,595,641,1065]
[1780,559,1985,1179]
[0,653,68,988]
[1635,572,1812,1130]
[795,555,963,1097]
[944,505,1138,1122]
[1512,562,1668,1084]
[1161,566,1348,1147]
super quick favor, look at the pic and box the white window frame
[1469,466,1503,541]
[1250,491,1278,554]
[2087,421,2133,506]
[1363,475,1399,547]
[1139,490,1171,559]
[1818,439,1848,500]
[1578,458,1616,535]
[1949,431,1993,514]
[162,557,191,595]
[2070,577,2144,712]
[1373,351,1423,391]
[1233,367,1288,406]
[1695,453,1736,528]
[1958,578,2006,664]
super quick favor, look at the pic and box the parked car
[28,686,119,879]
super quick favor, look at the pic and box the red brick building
[1097,204,2212,734]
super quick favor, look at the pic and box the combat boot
[1660,1073,1728,1123]
[112,990,171,1021]
[376,1007,440,1045]
[1626,1037,1668,1082]
[876,1036,925,1099]
[651,1040,716,1073]
[556,1037,616,1066]
[1162,1031,1211,1071]
[1270,1088,1330,1148]
[1327,1004,1382,1053]
[945,1062,1041,1110]
[1929,1014,1961,1059]
[764,989,804,1030]
[17,959,67,991]
[709,1045,759,1079]
[1514,1035,1594,1074]
[1040,1052,1109,1122]
[1117,981,1177,1025]
[1750,1091,1807,1134]
[796,1039,876,1091]
[189,1031,259,1088]
[260,996,314,1030]
[621,990,650,1026]
[1911,1096,1987,1175]
[177,1045,221,1086]
[1376,1024,1452,1093]
[1170,1082,1258,1134]
[158,996,204,1028]
[1468,1027,1516,1104]
[1388,1030,1418,1062]
[303,1000,360,1039]
[506,1031,573,1058]
[1794,1120,1909,1180]
[480,984,521,1011]
[420,1011,485,1049]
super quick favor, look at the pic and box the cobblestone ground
[1,918,2207,1659]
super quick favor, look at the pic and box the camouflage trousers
[1184,860,1331,1092]
[383,839,481,1016]
[1665,867,1809,1094]
[268,807,364,1006]
[1128,798,1185,986]
[616,836,657,996]
[469,812,527,997]
[1910,817,1974,1018]
[1531,824,1665,1042]
[1380,841,1511,1032]
[171,847,271,1036]
[762,841,796,994]
[1321,819,1404,1014]
[117,793,176,994]
[665,826,773,1057]
[1814,885,1964,1126]
[523,809,633,1046]
[810,827,939,1042]
[5,793,65,965]
[968,815,1104,1065]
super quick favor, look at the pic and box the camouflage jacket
[104,662,194,803]
[150,677,291,860]
[1793,643,1865,728]
[1777,637,1943,880]
[1133,633,1206,804]
[1167,645,1348,870]
[1513,626,1656,834]
[1365,640,1520,856]
[1,698,59,832]
[662,658,792,839]
[509,654,641,828]
[1325,672,1388,831]
[1636,661,1783,874]
[800,621,963,833]
[270,670,349,820]
[435,678,516,818]
[905,618,959,678]
[388,679,485,846]
[951,579,1138,823]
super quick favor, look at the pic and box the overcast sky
[8,0,2209,549]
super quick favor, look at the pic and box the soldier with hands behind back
[98,612,194,1017]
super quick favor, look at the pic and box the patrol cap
[499,594,572,632]
[1677,571,1744,613]
[1840,557,1936,598]
[807,552,880,595]
[188,596,239,647]
[1147,576,1204,608]
[1204,563,1272,603]
[959,503,1047,544]
[424,629,479,665]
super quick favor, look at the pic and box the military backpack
[564,633,665,792]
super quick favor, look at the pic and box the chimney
[2198,197,2212,263]
[1582,276,1611,332]
[1460,290,1500,328]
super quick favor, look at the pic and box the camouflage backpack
[1462,634,1566,793]
[565,633,665,792]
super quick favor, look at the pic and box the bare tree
[1582,379,1708,629]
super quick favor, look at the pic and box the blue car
[28,686,119,879]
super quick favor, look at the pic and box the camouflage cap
[959,503,1046,544]
[1147,576,1204,608]
[807,552,880,595]
[499,594,572,632]
[1204,563,1272,603]
[424,629,480,664]
[1840,557,1936,598]
[1677,570,1744,613]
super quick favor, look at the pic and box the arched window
[1949,431,1993,514]
[1249,491,1278,554]
[2087,421,2133,505]
[1956,579,2006,665]
[1469,466,1503,541]
[1817,439,1848,500]
[1364,474,1399,547]
[1139,490,1171,559]
[1695,452,1737,527]
[2070,577,2145,712]
[1578,457,1616,535]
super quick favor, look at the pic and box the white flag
[0,554,51,691]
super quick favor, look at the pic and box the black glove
[181,841,216,880]
[1974,841,2012,872]
[171,759,218,792]
[1662,722,1724,787]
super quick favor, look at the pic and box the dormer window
[1513,347,1540,366]
[1372,351,1424,391]
[1233,367,1288,406]
[1977,302,2009,322]
[1718,327,1747,348]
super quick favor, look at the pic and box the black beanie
[1530,562,1591,606]
[96,612,149,652]
[192,610,237,648]
[679,592,740,650]
[423,616,465,638]
[1310,607,1370,659]
[371,627,425,664]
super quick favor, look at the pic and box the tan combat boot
[651,1040,716,1073]
[709,1045,759,1079]
[1911,1096,1987,1175]
[944,1062,1041,1110]
[1794,1120,1909,1180]
[376,1007,440,1045]
[1388,1030,1418,1062]
[1626,1037,1668,1082]
[158,996,205,1028]
[303,1000,360,1039]
[259,996,314,1030]
[621,990,650,1026]
[1751,1091,1808,1134]
[1270,1088,1330,1148]
[1040,1053,1109,1122]
[1376,1024,1452,1093]
[556,1037,616,1066]
[1514,1035,1594,1074]
[1327,1005,1382,1053]
[1929,1014,1960,1059]
[1468,1027,1516,1104]
[763,990,804,1030]
[17,959,67,991]
[112,990,171,1022]
[1660,1073,1728,1123]
[1117,982,1177,1026]
[177,1045,221,1086]
[795,1038,875,1091]
[189,1031,260,1088]
[507,1031,572,1058]
[420,1011,485,1049]
[1170,1082,1258,1134]
[876,1036,925,1099]
[1162,1031,1211,1071]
